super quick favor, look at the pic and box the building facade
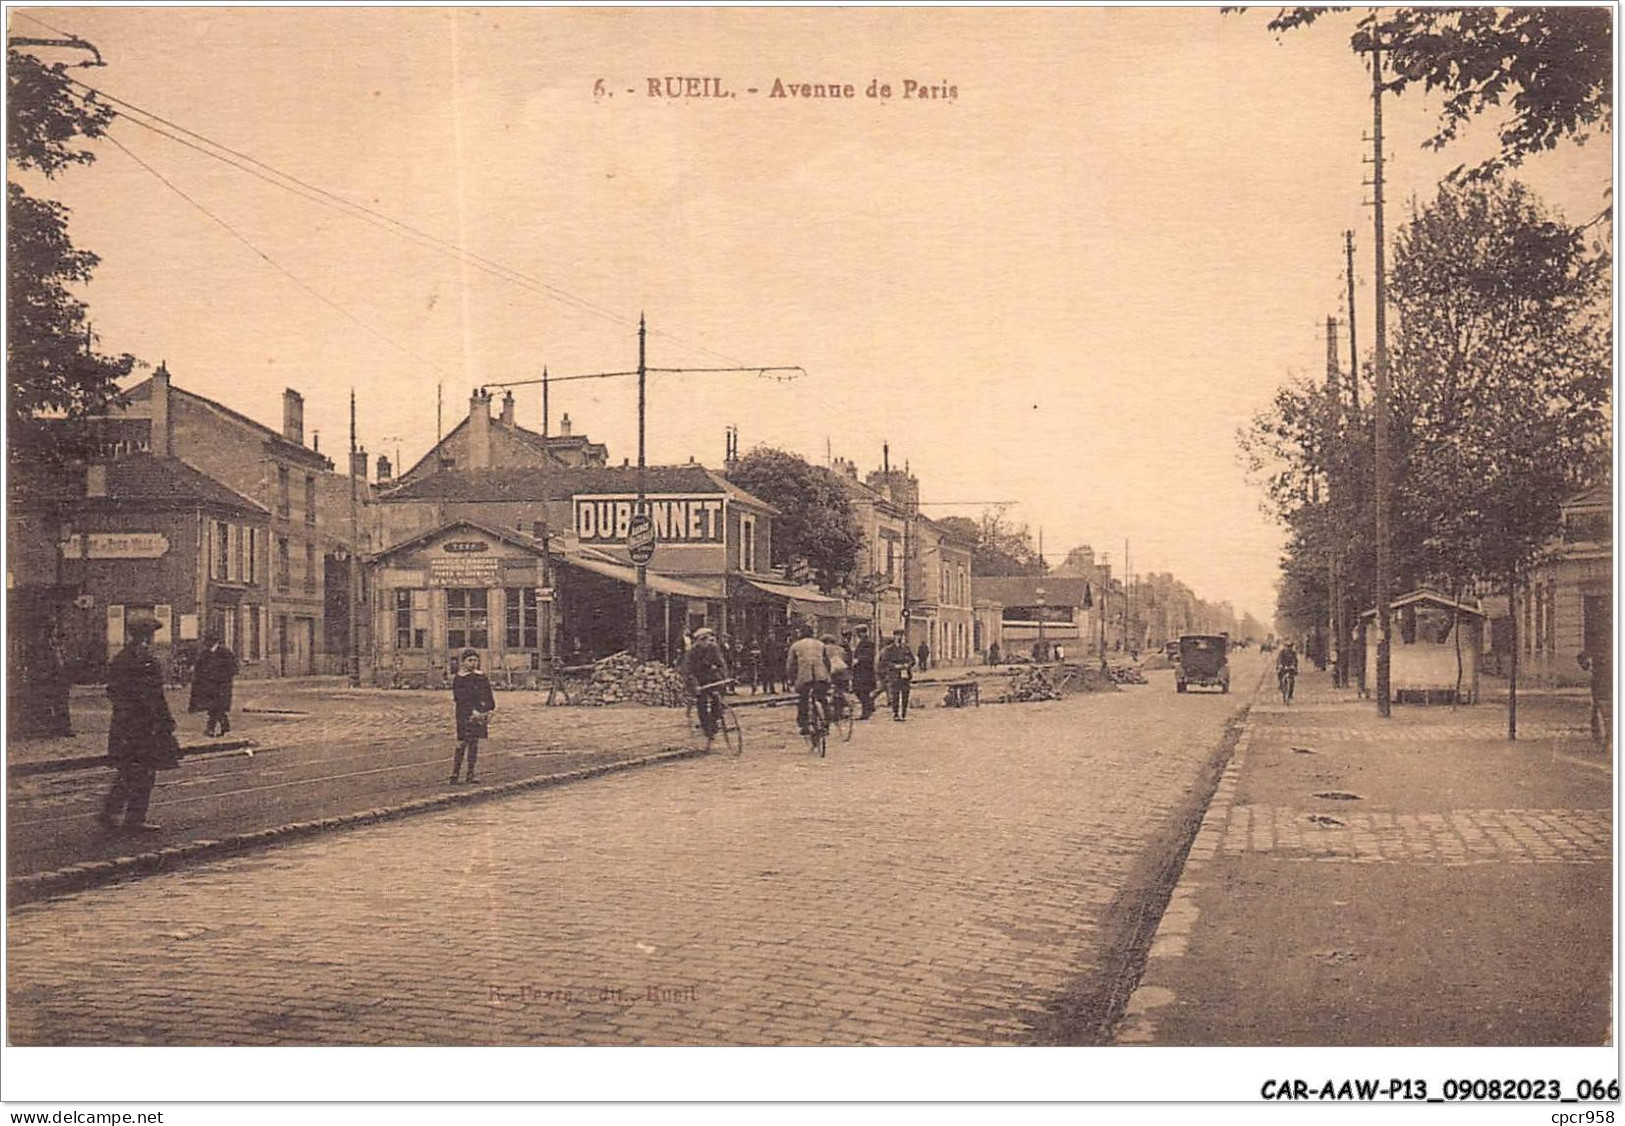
[104,368,371,675]
[8,454,272,682]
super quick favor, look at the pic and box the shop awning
[738,576,841,605]
[557,553,716,600]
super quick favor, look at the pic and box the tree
[1387,176,1609,736]
[1241,8,1612,181]
[725,447,862,592]
[936,511,1047,576]
[8,45,135,465]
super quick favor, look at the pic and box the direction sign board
[627,513,657,565]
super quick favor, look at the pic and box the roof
[973,575,1093,607]
[559,554,715,599]
[124,376,333,471]
[369,518,712,598]
[1360,589,1486,619]
[378,464,778,513]
[1565,479,1611,510]
[371,519,553,563]
[738,575,841,605]
[396,414,614,481]
[917,514,977,549]
[18,453,267,517]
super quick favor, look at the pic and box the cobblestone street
[7,673,1245,1045]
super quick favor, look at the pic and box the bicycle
[1278,667,1296,705]
[690,678,743,755]
[802,688,830,757]
[829,685,854,743]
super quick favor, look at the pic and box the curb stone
[1111,668,1264,1045]
[8,745,706,909]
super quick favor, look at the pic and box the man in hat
[189,631,239,738]
[98,614,180,833]
[880,629,917,721]
[851,624,879,719]
[685,627,729,742]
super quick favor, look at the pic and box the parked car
[1176,634,1230,694]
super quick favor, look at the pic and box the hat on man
[694,627,716,641]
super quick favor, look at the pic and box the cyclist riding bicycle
[685,627,730,742]
[785,622,831,737]
[1276,642,1299,700]
[822,634,852,721]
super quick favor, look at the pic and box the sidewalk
[6,664,1014,773]
[1116,667,1611,1045]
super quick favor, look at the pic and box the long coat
[453,671,497,741]
[189,644,239,714]
[107,644,179,765]
[851,638,878,691]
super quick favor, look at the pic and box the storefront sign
[442,540,490,553]
[428,557,501,586]
[574,494,725,546]
[59,532,170,559]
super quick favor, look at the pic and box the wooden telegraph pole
[1369,31,1393,718]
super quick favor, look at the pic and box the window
[277,467,290,518]
[247,605,262,660]
[506,587,539,648]
[886,538,896,583]
[740,516,756,573]
[305,475,317,525]
[395,589,429,650]
[214,522,230,580]
[446,588,489,650]
[246,528,260,585]
[276,536,290,591]
[304,542,317,592]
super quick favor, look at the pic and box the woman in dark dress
[450,649,496,784]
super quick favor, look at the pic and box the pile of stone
[1002,664,1062,703]
[1105,663,1148,686]
[576,652,689,707]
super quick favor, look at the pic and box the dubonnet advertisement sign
[574,494,725,546]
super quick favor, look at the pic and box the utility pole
[479,324,805,661]
[1344,231,1361,412]
[347,390,362,688]
[635,315,649,659]
[1370,30,1393,718]
[1325,316,1343,688]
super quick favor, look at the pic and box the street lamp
[1035,586,1047,663]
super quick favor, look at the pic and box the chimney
[500,391,515,428]
[86,464,108,498]
[312,431,320,454]
[559,412,573,438]
[350,447,369,481]
[283,389,305,445]
[376,455,393,482]
[468,389,492,469]
[150,364,172,457]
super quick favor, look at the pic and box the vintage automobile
[1176,634,1229,694]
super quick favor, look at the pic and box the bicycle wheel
[718,704,743,755]
[835,698,854,742]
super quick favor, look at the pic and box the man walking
[881,629,917,721]
[916,639,930,672]
[189,632,239,737]
[99,615,180,833]
[852,624,879,719]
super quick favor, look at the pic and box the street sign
[627,513,657,565]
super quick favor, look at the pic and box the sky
[12,6,1613,624]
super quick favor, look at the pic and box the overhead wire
[101,128,459,382]
[56,70,754,368]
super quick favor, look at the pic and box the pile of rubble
[576,652,689,707]
[1104,663,1148,686]
[1001,664,1063,703]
